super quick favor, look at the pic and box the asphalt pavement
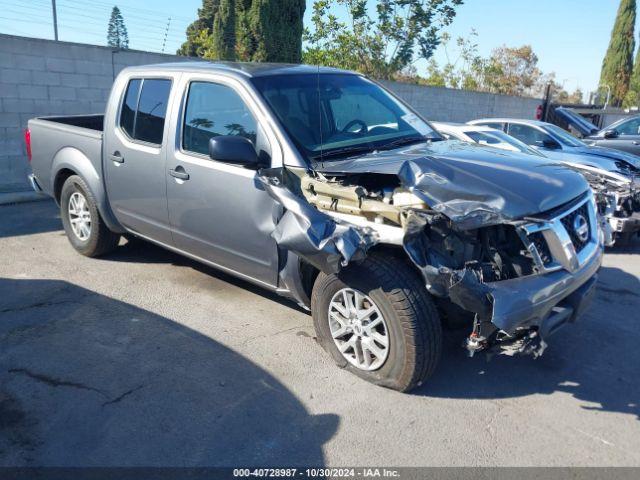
[1,200,639,467]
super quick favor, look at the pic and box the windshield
[465,130,545,157]
[545,124,586,147]
[251,73,441,161]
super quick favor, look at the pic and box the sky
[0,0,632,95]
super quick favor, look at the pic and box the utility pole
[51,0,59,41]
[541,81,552,122]
[162,17,171,53]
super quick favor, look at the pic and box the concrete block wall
[1,33,542,192]
[380,80,542,123]
[0,34,190,191]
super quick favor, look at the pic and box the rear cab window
[119,78,172,145]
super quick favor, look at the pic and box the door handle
[169,167,190,181]
[632,141,640,145]
[110,152,124,163]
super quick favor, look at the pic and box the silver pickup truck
[26,62,604,392]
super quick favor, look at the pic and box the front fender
[52,147,125,234]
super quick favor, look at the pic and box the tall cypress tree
[107,6,129,49]
[244,0,306,63]
[625,36,640,106]
[599,0,636,106]
[178,0,220,56]
[178,0,305,63]
[212,0,236,60]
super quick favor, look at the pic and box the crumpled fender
[258,169,376,274]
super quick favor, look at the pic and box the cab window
[119,78,172,145]
[615,117,640,136]
[182,81,270,162]
[507,123,553,146]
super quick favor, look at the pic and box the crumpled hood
[568,145,640,171]
[315,141,589,228]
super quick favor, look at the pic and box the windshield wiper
[311,145,374,161]
[379,135,439,150]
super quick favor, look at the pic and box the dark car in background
[468,118,640,176]
[585,115,640,156]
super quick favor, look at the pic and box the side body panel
[592,136,640,155]
[27,118,124,233]
[102,72,181,246]
[164,73,284,287]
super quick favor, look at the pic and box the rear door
[165,76,281,287]
[104,75,176,245]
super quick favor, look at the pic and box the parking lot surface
[1,200,639,467]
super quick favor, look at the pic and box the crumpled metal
[258,170,375,274]
[402,210,494,319]
[397,159,507,230]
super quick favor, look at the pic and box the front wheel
[60,175,120,257]
[311,253,442,392]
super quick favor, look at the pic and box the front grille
[560,204,591,253]
[528,231,552,265]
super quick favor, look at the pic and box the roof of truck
[123,61,358,78]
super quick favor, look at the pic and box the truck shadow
[0,278,337,467]
[0,200,61,239]
[605,234,640,254]
[419,265,640,421]
[108,238,309,313]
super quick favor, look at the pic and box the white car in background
[432,122,545,157]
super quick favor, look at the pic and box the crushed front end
[260,151,603,360]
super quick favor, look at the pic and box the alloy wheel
[328,288,390,371]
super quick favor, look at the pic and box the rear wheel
[60,175,120,257]
[311,253,442,392]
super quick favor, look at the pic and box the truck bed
[28,114,105,198]
[40,114,104,131]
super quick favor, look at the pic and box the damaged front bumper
[463,193,604,356]
[486,239,601,337]
[609,212,640,234]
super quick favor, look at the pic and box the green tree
[178,0,220,56]
[625,36,640,107]
[599,0,636,107]
[212,0,236,60]
[178,0,306,62]
[303,0,464,80]
[107,6,129,49]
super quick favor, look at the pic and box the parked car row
[433,119,640,246]
[26,62,619,392]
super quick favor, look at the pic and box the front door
[166,79,280,287]
[104,76,174,245]
[600,117,640,154]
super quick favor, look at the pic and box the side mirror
[603,129,618,139]
[541,139,561,149]
[208,136,259,166]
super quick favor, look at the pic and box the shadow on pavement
[107,238,308,313]
[0,278,337,467]
[418,265,640,421]
[605,234,640,255]
[0,201,61,239]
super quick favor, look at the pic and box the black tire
[60,175,120,257]
[311,253,442,392]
